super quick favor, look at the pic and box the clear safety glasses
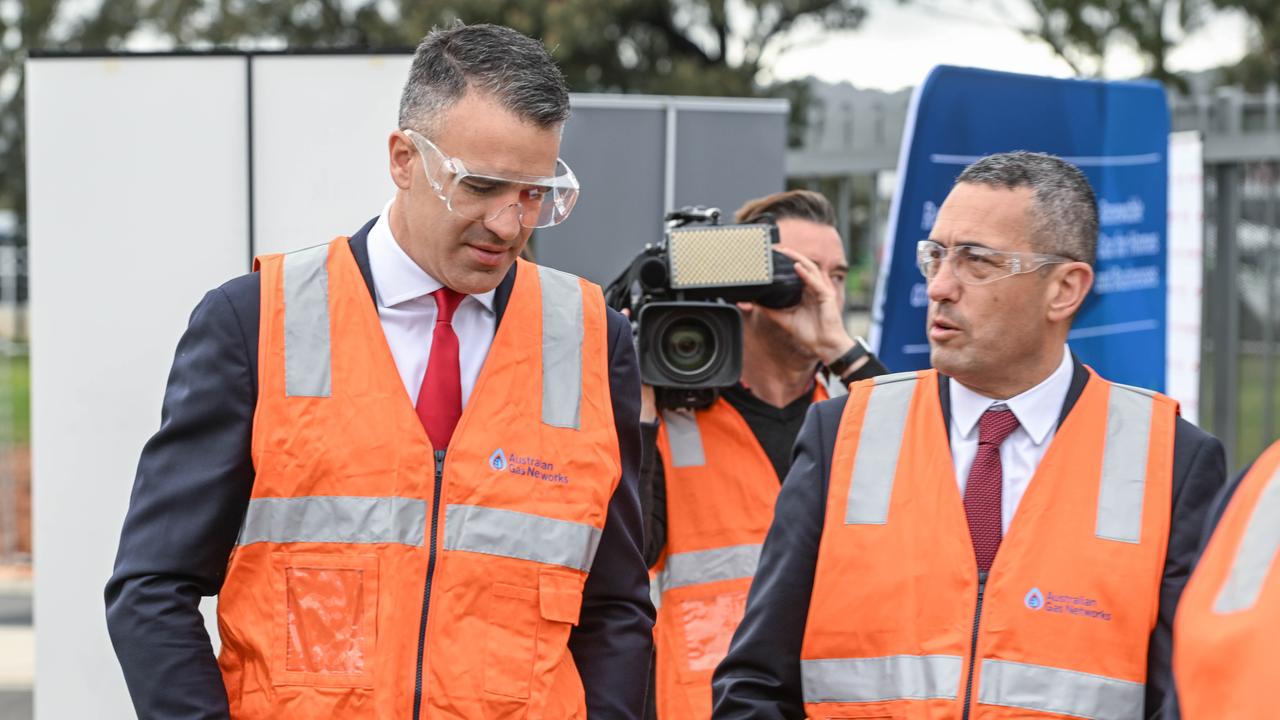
[916,239,1074,285]
[403,129,580,229]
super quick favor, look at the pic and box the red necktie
[964,405,1021,573]
[416,287,465,449]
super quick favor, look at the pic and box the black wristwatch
[825,337,872,377]
[827,337,890,387]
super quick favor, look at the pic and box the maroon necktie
[964,405,1021,573]
[416,287,465,449]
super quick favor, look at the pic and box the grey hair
[956,151,1098,266]
[398,22,570,135]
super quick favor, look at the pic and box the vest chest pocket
[270,553,378,688]
[483,570,586,700]
[670,584,750,681]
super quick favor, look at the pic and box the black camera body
[605,207,805,409]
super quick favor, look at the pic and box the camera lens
[659,316,718,378]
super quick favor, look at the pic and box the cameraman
[641,190,887,720]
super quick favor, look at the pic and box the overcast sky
[768,0,1254,91]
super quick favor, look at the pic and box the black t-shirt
[720,383,815,482]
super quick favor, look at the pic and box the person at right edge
[643,189,889,720]
[712,151,1226,720]
[1170,439,1280,719]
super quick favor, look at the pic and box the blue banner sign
[870,65,1170,391]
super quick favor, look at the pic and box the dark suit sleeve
[640,420,667,567]
[1147,419,1226,720]
[105,280,260,720]
[569,308,657,719]
[1200,465,1249,551]
[711,396,845,720]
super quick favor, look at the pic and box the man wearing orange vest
[1172,443,1280,718]
[644,190,888,719]
[713,151,1226,719]
[105,23,654,719]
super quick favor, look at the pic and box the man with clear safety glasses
[106,22,654,720]
[712,151,1225,720]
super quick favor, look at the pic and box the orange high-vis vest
[1173,441,1280,719]
[801,369,1176,719]
[652,384,827,720]
[215,239,621,719]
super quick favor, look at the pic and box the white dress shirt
[949,346,1074,533]
[367,200,497,407]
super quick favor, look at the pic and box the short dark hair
[734,189,837,226]
[956,151,1098,265]
[398,22,571,134]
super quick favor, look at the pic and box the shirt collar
[948,345,1074,446]
[366,199,496,312]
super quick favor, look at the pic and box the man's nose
[484,203,525,242]
[927,257,961,304]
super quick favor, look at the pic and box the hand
[747,246,856,365]
[620,307,659,422]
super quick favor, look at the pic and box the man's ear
[389,131,416,190]
[1046,262,1094,323]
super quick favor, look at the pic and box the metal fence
[1175,87,1280,473]
[1203,160,1280,472]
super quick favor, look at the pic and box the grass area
[0,352,28,446]
[7,351,26,445]
[1202,350,1280,472]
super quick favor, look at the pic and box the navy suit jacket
[105,219,655,719]
[711,359,1226,720]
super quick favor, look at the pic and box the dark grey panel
[674,111,787,221]
[537,107,667,285]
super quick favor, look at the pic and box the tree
[0,0,872,231]
[1213,0,1280,91]
[1016,0,1207,88]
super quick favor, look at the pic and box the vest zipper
[960,571,987,720]
[412,450,447,720]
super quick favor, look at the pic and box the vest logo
[487,449,569,485]
[1025,587,1113,621]
[489,449,508,471]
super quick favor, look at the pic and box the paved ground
[0,582,32,720]
[0,690,31,720]
[0,591,31,626]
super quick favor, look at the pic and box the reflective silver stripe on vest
[656,543,762,595]
[801,655,963,703]
[236,496,426,546]
[1214,465,1280,613]
[443,504,601,572]
[978,659,1143,720]
[845,372,918,525]
[283,244,332,397]
[1095,385,1156,543]
[538,266,583,430]
[662,409,705,468]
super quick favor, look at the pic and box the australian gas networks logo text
[488,448,569,485]
[1024,586,1112,621]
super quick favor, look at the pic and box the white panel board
[251,55,411,256]
[27,56,249,719]
[1167,131,1204,425]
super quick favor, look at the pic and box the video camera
[605,206,805,409]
